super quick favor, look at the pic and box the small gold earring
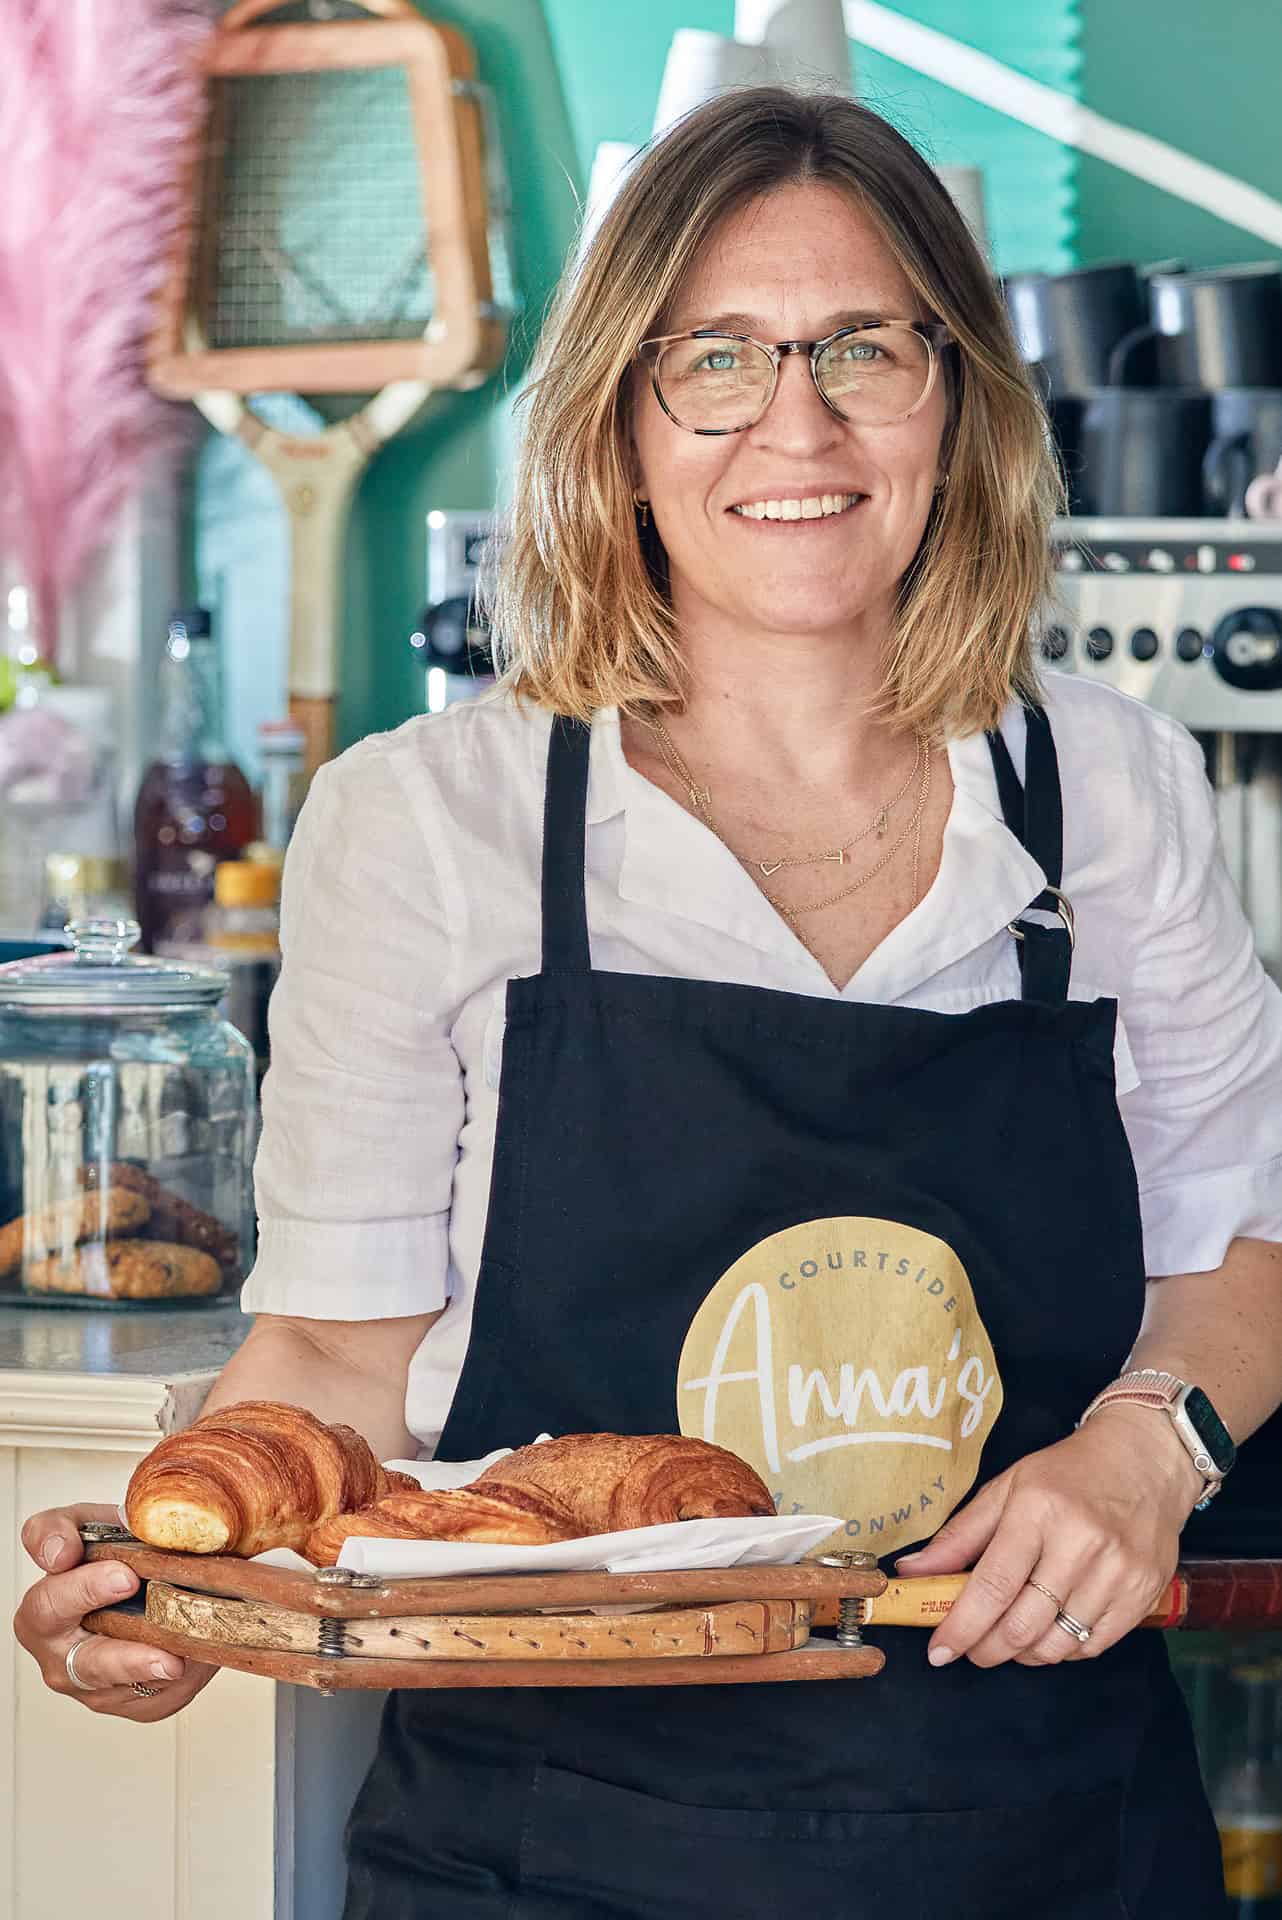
[633,492,650,527]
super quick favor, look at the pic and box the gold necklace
[648,718,922,875]
[645,717,931,922]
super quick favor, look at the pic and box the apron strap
[984,705,1073,1004]
[541,714,593,973]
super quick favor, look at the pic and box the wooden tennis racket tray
[80,1525,886,1693]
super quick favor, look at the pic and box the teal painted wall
[542,0,1079,275]
[1076,0,1282,269]
[199,1,1282,761]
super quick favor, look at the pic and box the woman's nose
[748,352,844,454]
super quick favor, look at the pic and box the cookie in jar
[0,920,255,1306]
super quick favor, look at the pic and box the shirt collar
[586,704,1048,1001]
[587,706,627,826]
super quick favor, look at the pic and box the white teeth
[732,493,861,521]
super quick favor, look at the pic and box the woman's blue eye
[694,350,739,372]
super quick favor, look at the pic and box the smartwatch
[1078,1369,1237,1510]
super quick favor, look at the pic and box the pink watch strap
[1078,1368,1184,1428]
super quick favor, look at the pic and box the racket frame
[149,0,504,397]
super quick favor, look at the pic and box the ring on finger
[64,1634,99,1692]
[1027,1578,1065,1611]
[1053,1608,1093,1644]
[131,1682,161,1698]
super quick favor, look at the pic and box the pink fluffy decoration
[0,0,212,663]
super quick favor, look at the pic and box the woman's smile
[728,491,867,525]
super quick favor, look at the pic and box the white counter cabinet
[0,1305,385,1920]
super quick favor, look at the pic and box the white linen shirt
[241,673,1282,1457]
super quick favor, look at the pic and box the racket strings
[205,67,433,349]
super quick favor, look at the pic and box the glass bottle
[133,610,257,952]
[255,719,307,854]
[0,684,120,936]
[1170,1632,1225,1787]
[157,858,281,1085]
[40,854,132,934]
[1215,1662,1282,1915]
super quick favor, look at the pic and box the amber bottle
[133,610,257,952]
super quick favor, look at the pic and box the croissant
[475,1432,774,1533]
[301,1505,449,1567]
[124,1399,399,1556]
[302,1482,582,1566]
[382,1469,425,1496]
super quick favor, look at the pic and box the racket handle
[290,695,336,787]
[870,1572,1190,1629]
[822,1563,1282,1632]
[812,1572,1180,1629]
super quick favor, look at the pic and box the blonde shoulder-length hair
[489,87,1060,739]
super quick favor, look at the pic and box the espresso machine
[410,509,497,713]
[1047,515,1282,983]
[1046,514,1282,1552]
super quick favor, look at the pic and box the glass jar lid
[0,919,229,1010]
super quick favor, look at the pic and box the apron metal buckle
[1007,885,1075,950]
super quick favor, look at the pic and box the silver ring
[64,1634,99,1691]
[1053,1608,1093,1644]
[131,1682,161,1699]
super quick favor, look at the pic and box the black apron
[343,707,1225,1920]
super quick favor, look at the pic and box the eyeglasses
[636,320,953,436]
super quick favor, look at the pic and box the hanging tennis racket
[148,0,510,777]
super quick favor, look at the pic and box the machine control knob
[1041,624,1070,661]
[1210,607,1282,690]
[1175,627,1205,663]
[1085,626,1114,661]
[1129,627,1160,662]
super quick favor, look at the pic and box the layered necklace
[645,715,932,927]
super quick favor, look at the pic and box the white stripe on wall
[844,0,1282,249]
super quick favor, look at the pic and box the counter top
[0,1299,249,1378]
[0,1299,251,1448]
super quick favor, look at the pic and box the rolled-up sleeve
[239,737,463,1319]
[1118,722,1282,1276]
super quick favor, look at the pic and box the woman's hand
[896,1405,1204,1668]
[13,1503,219,1720]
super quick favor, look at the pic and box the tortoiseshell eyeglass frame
[635,319,955,435]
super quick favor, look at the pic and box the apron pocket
[518,1763,1130,1920]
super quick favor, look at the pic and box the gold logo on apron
[677,1216,1004,1557]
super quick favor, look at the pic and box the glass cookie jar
[0,919,255,1307]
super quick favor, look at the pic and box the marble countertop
[0,1299,250,1380]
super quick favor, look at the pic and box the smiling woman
[493,92,1055,743]
[20,83,1281,1920]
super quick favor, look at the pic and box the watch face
[1184,1386,1237,1473]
